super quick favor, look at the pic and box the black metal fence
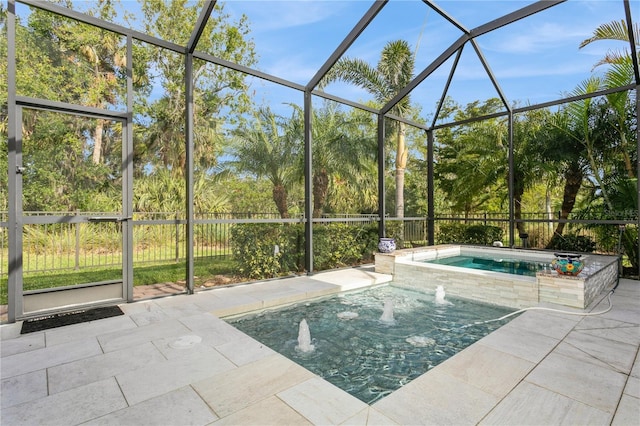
[0,211,636,279]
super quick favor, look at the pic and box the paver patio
[1,267,638,425]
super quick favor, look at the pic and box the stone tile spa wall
[375,245,619,309]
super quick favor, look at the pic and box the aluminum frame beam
[187,1,217,54]
[431,47,464,129]
[383,1,565,117]
[184,1,215,293]
[304,91,314,273]
[7,0,19,322]
[470,39,511,112]
[623,0,640,84]
[18,0,185,54]
[422,0,468,34]
[471,1,566,38]
[306,0,387,90]
[377,115,386,238]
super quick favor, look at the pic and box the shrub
[436,223,467,244]
[313,223,378,270]
[437,223,503,246]
[231,223,378,279]
[231,223,303,279]
[464,225,503,245]
[547,234,596,253]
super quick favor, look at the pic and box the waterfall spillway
[295,319,315,353]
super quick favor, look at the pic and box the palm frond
[580,20,639,48]
[328,58,388,101]
[603,57,635,88]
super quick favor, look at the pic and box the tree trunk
[273,184,290,219]
[513,173,525,235]
[92,119,105,164]
[620,133,635,178]
[584,142,612,210]
[547,163,583,248]
[546,188,553,234]
[395,122,407,219]
[313,169,329,218]
[395,123,407,245]
[514,197,525,235]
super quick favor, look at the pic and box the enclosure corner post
[427,129,435,246]
[508,110,515,247]
[7,0,22,322]
[377,114,386,238]
[124,34,134,302]
[184,53,195,295]
[304,91,314,274]
[636,85,639,273]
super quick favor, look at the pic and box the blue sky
[17,0,631,122]
[220,0,635,120]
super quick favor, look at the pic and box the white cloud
[264,56,321,83]
[482,22,589,54]
[226,0,350,32]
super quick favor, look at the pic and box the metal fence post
[75,210,80,270]
[175,212,180,262]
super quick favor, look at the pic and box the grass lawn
[0,257,241,305]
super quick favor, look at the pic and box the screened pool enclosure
[2,0,639,322]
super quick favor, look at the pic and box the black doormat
[21,306,124,334]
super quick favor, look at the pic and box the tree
[436,100,555,237]
[328,107,380,214]
[580,20,639,69]
[435,99,507,217]
[535,109,587,243]
[229,107,302,218]
[28,0,130,165]
[19,110,122,212]
[320,40,416,222]
[290,102,376,217]
[134,168,230,214]
[511,108,552,235]
[564,77,614,210]
[580,20,639,179]
[138,0,256,177]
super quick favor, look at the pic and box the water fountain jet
[435,285,452,305]
[379,298,395,324]
[295,318,315,353]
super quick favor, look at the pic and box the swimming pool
[423,254,549,276]
[226,285,515,404]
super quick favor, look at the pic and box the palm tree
[290,102,376,218]
[511,108,552,235]
[580,20,639,178]
[580,20,638,272]
[435,119,504,217]
[580,20,639,68]
[230,107,301,219]
[564,77,614,209]
[609,178,638,273]
[320,40,416,223]
[435,99,507,218]
[536,109,587,243]
[540,77,635,248]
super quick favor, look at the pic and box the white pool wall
[375,245,619,309]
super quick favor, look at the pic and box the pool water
[424,255,550,276]
[227,285,516,404]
